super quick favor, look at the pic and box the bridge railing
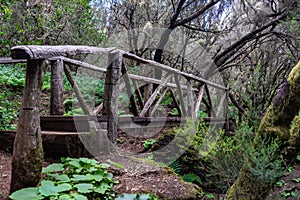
[3,45,229,143]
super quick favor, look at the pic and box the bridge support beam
[103,51,122,147]
[10,59,44,193]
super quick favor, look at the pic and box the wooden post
[10,59,44,193]
[50,59,64,115]
[186,79,195,118]
[103,51,122,144]
[195,85,205,118]
[174,74,187,117]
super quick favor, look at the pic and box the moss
[226,61,300,200]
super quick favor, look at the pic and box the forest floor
[1,148,300,200]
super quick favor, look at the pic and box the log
[132,80,144,108]
[11,45,116,60]
[0,57,26,64]
[10,59,45,193]
[139,73,172,117]
[64,65,90,115]
[103,51,122,144]
[174,74,187,117]
[195,85,205,118]
[50,59,64,115]
[150,87,169,117]
[186,79,195,118]
[121,50,228,90]
[121,64,139,116]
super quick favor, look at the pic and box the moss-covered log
[226,61,300,200]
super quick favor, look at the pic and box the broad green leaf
[48,174,70,182]
[68,160,82,168]
[74,183,93,193]
[94,182,111,194]
[39,180,72,196]
[42,163,64,173]
[39,180,58,197]
[72,193,88,200]
[79,157,99,166]
[56,183,72,192]
[72,174,94,181]
[9,188,43,200]
[58,194,74,200]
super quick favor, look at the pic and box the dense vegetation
[1,0,300,199]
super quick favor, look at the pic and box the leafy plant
[275,180,286,187]
[281,191,298,198]
[182,173,202,185]
[169,108,179,116]
[291,178,300,183]
[10,157,119,200]
[116,193,158,200]
[142,139,156,150]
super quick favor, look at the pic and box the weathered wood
[121,64,139,116]
[92,103,103,115]
[139,73,172,117]
[10,59,44,193]
[0,57,27,64]
[121,50,228,90]
[186,79,195,118]
[174,74,187,117]
[150,87,169,117]
[50,59,64,115]
[195,85,205,118]
[103,51,122,144]
[64,65,90,115]
[51,56,194,91]
[132,80,144,108]
[11,45,116,60]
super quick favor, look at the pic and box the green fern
[182,173,202,184]
[168,160,181,174]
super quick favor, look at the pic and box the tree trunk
[226,61,300,200]
[10,60,45,193]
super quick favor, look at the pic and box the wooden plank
[0,57,27,64]
[195,85,205,118]
[10,59,44,193]
[132,80,144,108]
[92,103,103,115]
[50,59,64,115]
[103,51,122,144]
[169,89,182,116]
[11,45,116,60]
[150,87,168,117]
[64,65,90,115]
[121,63,139,116]
[139,73,172,117]
[122,50,228,90]
[174,74,187,117]
[186,79,195,118]
[51,56,195,91]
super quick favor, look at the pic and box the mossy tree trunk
[226,61,300,200]
[10,60,45,193]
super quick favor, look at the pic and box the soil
[2,148,300,200]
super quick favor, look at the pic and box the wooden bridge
[1,45,229,149]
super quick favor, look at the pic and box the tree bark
[226,61,300,200]
[10,59,45,193]
[50,59,64,115]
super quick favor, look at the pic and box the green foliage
[291,178,300,183]
[167,160,181,174]
[275,180,286,187]
[0,64,25,130]
[244,136,285,185]
[10,157,118,200]
[116,193,158,200]
[142,139,156,150]
[182,173,202,185]
[168,108,179,116]
[281,191,298,198]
